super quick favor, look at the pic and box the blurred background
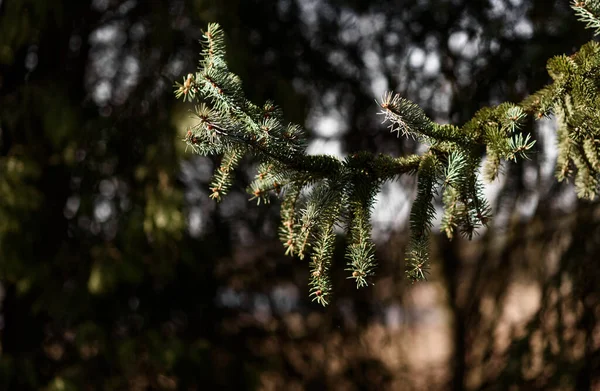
[1,0,599,389]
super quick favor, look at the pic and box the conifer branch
[406,153,438,281]
[344,152,381,288]
[175,12,600,304]
[572,0,600,35]
[279,181,305,256]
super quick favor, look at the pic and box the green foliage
[572,0,600,35]
[176,6,600,305]
[405,153,438,281]
[174,25,424,306]
[524,38,600,199]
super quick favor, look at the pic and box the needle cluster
[175,6,600,304]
